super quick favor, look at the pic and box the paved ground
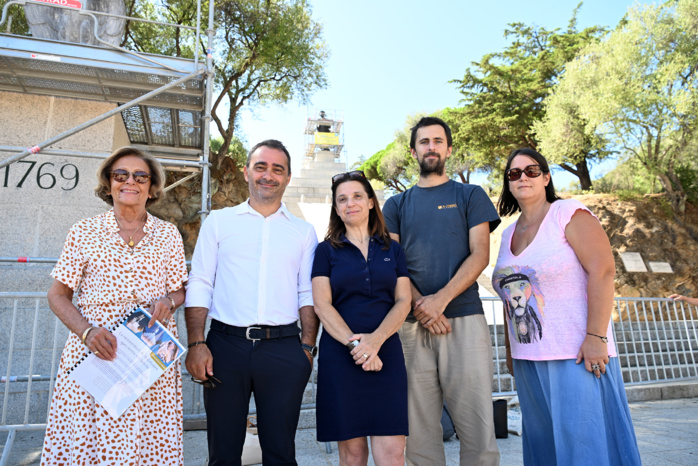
[3,397,697,465]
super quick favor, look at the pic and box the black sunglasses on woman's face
[331,170,366,185]
[505,165,543,181]
[111,169,151,184]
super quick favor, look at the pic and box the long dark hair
[326,175,392,249]
[497,148,561,217]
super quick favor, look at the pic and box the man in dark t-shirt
[383,116,500,466]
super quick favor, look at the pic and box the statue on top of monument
[317,110,331,133]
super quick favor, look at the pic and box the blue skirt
[512,358,641,466]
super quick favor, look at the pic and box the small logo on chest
[438,204,458,210]
[384,258,391,261]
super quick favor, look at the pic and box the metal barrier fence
[1,293,697,464]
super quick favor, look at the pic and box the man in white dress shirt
[185,139,319,466]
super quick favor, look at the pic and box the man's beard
[419,152,446,176]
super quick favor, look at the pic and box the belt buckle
[245,326,262,341]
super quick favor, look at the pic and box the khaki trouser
[399,314,500,466]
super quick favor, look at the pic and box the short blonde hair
[94,147,166,207]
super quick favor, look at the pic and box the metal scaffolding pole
[0,68,205,170]
[0,146,203,169]
[200,0,215,221]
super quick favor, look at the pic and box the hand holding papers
[69,306,186,419]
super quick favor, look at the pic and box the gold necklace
[114,213,147,247]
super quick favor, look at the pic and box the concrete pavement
[3,394,697,465]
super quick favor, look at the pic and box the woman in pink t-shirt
[492,148,641,466]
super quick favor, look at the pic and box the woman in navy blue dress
[312,171,411,466]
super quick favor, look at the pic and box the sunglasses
[332,170,366,185]
[505,165,544,181]
[111,169,152,184]
[190,375,222,389]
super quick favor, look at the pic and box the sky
[235,0,654,190]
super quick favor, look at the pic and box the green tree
[361,114,426,194]
[124,0,328,166]
[362,109,494,191]
[593,156,660,196]
[0,0,30,35]
[124,0,329,252]
[360,141,415,194]
[545,0,698,215]
[438,106,491,184]
[210,135,247,167]
[123,0,199,57]
[534,94,613,190]
[129,0,328,250]
[451,5,607,189]
[209,1,328,168]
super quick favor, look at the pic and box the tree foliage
[0,0,31,35]
[123,0,199,57]
[360,115,422,194]
[124,0,328,167]
[544,0,698,215]
[210,135,247,167]
[438,107,489,184]
[450,5,607,188]
[208,0,328,167]
[124,0,328,251]
[361,108,497,190]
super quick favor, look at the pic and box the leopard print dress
[41,210,188,466]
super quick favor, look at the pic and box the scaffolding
[0,4,214,461]
[0,0,215,216]
[303,108,345,163]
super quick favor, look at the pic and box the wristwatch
[301,343,318,358]
[346,340,359,350]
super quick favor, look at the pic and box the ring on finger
[591,363,600,371]
[94,350,100,355]
[363,353,368,359]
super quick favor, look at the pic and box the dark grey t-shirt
[383,180,500,320]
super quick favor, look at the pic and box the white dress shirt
[185,200,318,326]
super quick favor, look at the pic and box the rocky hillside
[490,194,698,299]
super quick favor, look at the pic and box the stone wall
[0,90,123,292]
[0,90,124,422]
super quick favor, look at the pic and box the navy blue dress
[311,236,409,442]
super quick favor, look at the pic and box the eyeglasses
[190,375,222,389]
[331,170,366,185]
[111,169,152,184]
[505,165,544,181]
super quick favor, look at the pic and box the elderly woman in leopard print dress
[42,147,188,466]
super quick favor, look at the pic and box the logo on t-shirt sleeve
[493,266,545,344]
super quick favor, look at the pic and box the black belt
[211,319,300,341]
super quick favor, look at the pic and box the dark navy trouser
[204,325,312,466]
